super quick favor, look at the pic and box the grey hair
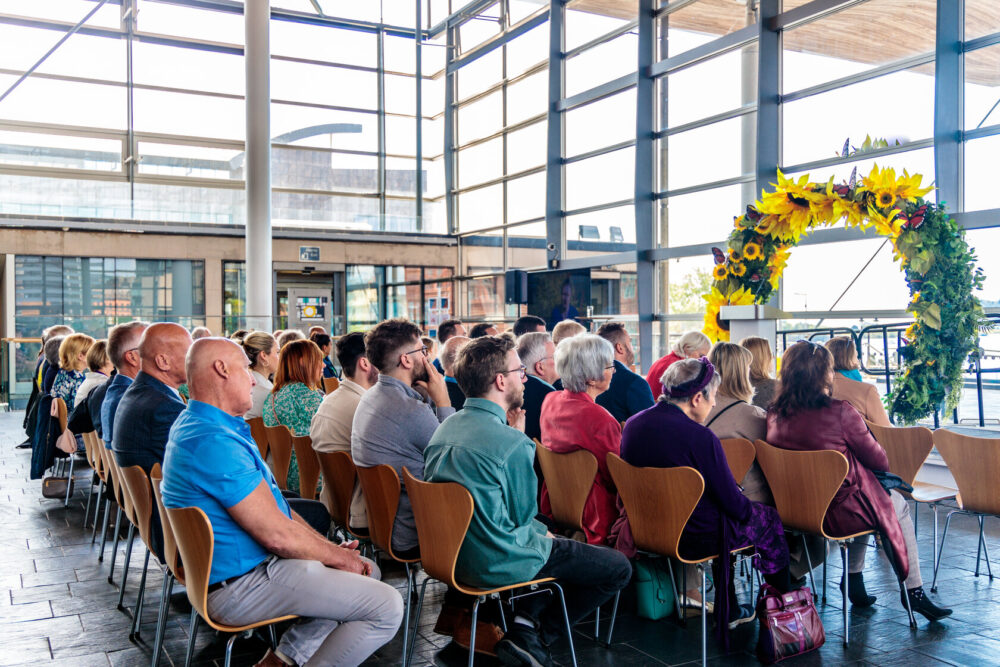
[555,333,614,393]
[516,332,551,374]
[41,325,73,343]
[671,330,712,357]
[658,357,721,405]
[44,336,65,367]
[440,336,470,375]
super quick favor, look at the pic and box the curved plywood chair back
[323,377,340,394]
[933,429,1000,515]
[150,464,185,585]
[101,445,133,519]
[867,421,933,488]
[534,441,598,532]
[290,434,320,500]
[264,424,293,490]
[606,453,705,562]
[247,417,269,460]
[81,431,99,475]
[119,465,154,550]
[402,467,472,591]
[54,397,68,432]
[753,439,848,537]
[316,451,366,537]
[720,438,756,485]
[356,464,413,561]
[164,506,214,623]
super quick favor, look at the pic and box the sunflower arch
[702,165,986,424]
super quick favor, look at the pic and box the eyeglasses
[795,339,821,355]
[397,345,429,367]
[500,365,527,380]
[605,364,617,373]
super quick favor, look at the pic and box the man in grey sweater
[351,318,453,556]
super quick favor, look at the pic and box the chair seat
[203,613,299,635]
[453,576,557,598]
[910,481,958,504]
[675,543,754,566]
[824,528,874,542]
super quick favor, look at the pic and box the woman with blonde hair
[263,339,325,494]
[739,336,778,409]
[74,339,113,408]
[242,331,279,420]
[645,330,711,399]
[51,333,95,408]
[824,336,890,426]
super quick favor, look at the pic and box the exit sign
[299,246,320,262]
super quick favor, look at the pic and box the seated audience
[262,339,326,495]
[595,322,655,422]
[766,340,951,620]
[277,329,306,350]
[513,315,546,337]
[539,334,621,545]
[229,329,250,344]
[310,332,379,529]
[161,338,402,667]
[425,336,631,665]
[191,326,213,340]
[29,335,67,477]
[439,335,470,410]
[311,332,339,379]
[551,320,585,346]
[705,342,771,504]
[308,325,327,337]
[645,330,711,399]
[101,322,149,450]
[352,318,453,555]
[824,336,891,426]
[516,332,558,442]
[40,336,64,396]
[241,331,278,420]
[51,333,95,407]
[434,318,466,374]
[22,325,74,447]
[622,357,793,634]
[469,322,498,338]
[740,336,778,409]
[75,339,112,408]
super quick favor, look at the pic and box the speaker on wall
[505,269,528,304]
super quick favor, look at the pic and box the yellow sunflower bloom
[730,261,747,277]
[728,248,742,262]
[867,204,905,238]
[896,169,934,201]
[712,264,729,281]
[743,242,762,261]
[875,189,896,209]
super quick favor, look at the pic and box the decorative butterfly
[832,184,850,196]
[745,205,762,222]
[848,166,857,189]
[905,205,928,230]
[749,273,762,283]
[841,138,850,157]
[711,247,726,265]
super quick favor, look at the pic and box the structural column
[245,0,273,331]
[934,0,963,212]
[635,0,655,373]
[544,0,566,269]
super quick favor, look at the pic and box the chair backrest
[119,464,154,553]
[356,464,413,562]
[54,397,68,432]
[81,431,99,473]
[264,424,293,490]
[533,439,597,533]
[291,434,321,500]
[720,438,756,485]
[866,421,933,488]
[150,463,185,585]
[932,428,1000,515]
[753,439,848,537]
[316,450,360,532]
[247,417,269,460]
[163,505,214,626]
[606,453,705,561]
[323,377,340,394]
[100,444,132,518]
[402,467,472,591]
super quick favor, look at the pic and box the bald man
[162,339,402,667]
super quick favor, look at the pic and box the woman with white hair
[538,333,621,545]
[622,357,794,639]
[645,330,712,399]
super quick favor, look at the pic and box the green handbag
[633,558,677,621]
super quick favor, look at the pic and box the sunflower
[743,241,762,261]
[702,286,755,342]
[728,248,742,262]
[755,173,824,241]
[867,204,905,238]
[712,264,729,281]
[730,261,747,277]
[875,189,896,208]
[895,169,934,201]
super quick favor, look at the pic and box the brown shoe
[453,614,504,657]
[433,602,466,637]
[254,649,289,667]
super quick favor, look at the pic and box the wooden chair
[719,438,755,485]
[81,431,102,529]
[51,397,79,505]
[607,453,751,665]
[247,416,269,460]
[264,424,294,490]
[930,428,1000,591]
[402,467,578,667]
[87,433,109,538]
[316,450,370,542]
[150,464,187,667]
[105,452,142,615]
[867,421,957,577]
[118,464,158,641]
[164,505,297,667]
[356,464,422,665]
[291,433,321,500]
[323,377,340,394]
[753,439,916,643]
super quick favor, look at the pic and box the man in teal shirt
[425,336,631,666]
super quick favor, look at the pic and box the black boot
[764,567,795,592]
[904,587,952,621]
[840,572,876,607]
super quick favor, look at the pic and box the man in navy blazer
[595,322,655,423]
[516,332,559,443]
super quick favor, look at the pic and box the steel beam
[635,0,656,372]
[934,0,963,212]
[544,0,565,268]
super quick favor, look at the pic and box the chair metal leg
[407,577,431,667]
[402,562,414,667]
[977,516,985,577]
[152,571,174,667]
[665,559,684,622]
[268,624,278,650]
[64,455,75,507]
[901,575,916,628]
[699,564,707,666]
[184,608,199,667]
[83,473,95,528]
[91,481,104,541]
[224,632,239,667]
[108,508,124,581]
[98,497,113,558]
[551,582,578,667]
[931,510,956,592]
[605,590,620,646]
[129,549,151,640]
[932,504,940,576]
[468,596,481,667]
[822,538,828,603]
[840,543,849,646]
[117,524,136,611]
[801,534,817,603]
[594,605,600,639]
[981,516,994,579]
[913,499,918,544]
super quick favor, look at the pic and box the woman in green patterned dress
[262,338,325,495]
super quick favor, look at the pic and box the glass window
[137,142,241,181]
[384,74,417,114]
[506,172,546,224]
[271,21,376,66]
[566,87,636,157]
[506,21,549,76]
[134,42,244,95]
[658,255,714,314]
[272,191,381,230]
[0,174,131,220]
[662,0,756,58]
[223,260,247,334]
[457,91,503,145]
[467,275,504,318]
[138,1,245,44]
[134,89,244,140]
[7,0,121,29]
[0,74,126,130]
[507,221,548,269]
[565,203,635,244]
[459,6,503,52]
[965,228,1000,305]
[662,115,754,191]
[0,131,121,173]
[565,146,635,211]
[458,138,503,188]
[271,104,377,151]
[462,231,504,274]
[506,71,548,126]
[505,121,547,174]
[0,27,125,82]
[965,44,1000,130]
[456,49,503,99]
[566,2,634,51]
[271,60,377,109]
[273,148,379,193]
[385,156,418,195]
[565,31,638,98]
[659,183,754,247]
[966,134,1000,212]
[385,34,419,74]
[661,47,756,128]
[783,147,935,190]
[458,185,504,231]
[347,265,385,331]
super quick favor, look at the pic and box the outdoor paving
[3,409,1000,666]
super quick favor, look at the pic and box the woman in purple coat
[766,340,951,621]
[622,357,793,641]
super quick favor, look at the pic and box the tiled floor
[4,409,1000,666]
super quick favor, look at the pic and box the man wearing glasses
[351,318,453,557]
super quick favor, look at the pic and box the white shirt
[74,371,109,408]
[244,369,273,420]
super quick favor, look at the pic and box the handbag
[873,470,913,496]
[41,476,72,499]
[633,558,677,621]
[755,583,825,664]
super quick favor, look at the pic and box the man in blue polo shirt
[161,338,402,667]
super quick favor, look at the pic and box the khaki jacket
[831,374,891,427]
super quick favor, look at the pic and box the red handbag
[755,583,825,664]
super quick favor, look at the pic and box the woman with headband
[621,357,794,640]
